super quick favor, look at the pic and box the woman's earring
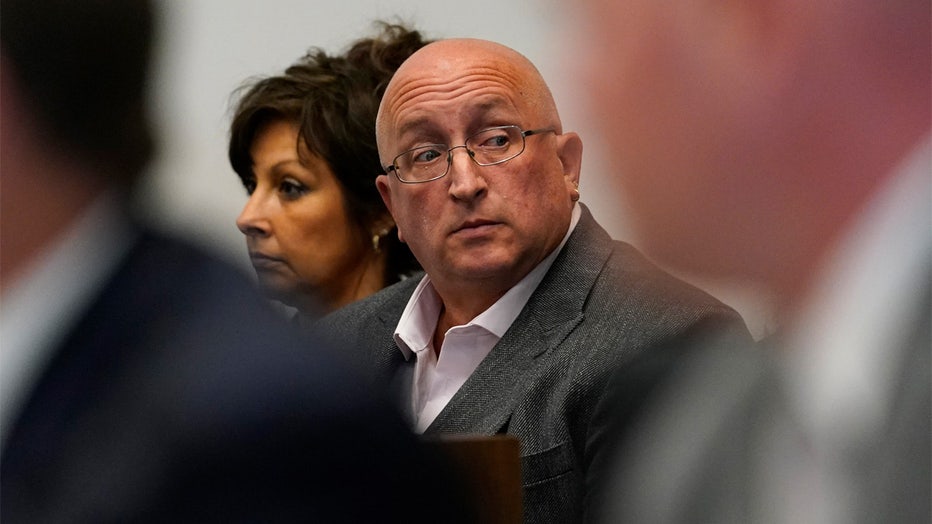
[372,228,389,253]
[571,182,581,202]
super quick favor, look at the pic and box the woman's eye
[279,178,308,199]
[242,179,257,195]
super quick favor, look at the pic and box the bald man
[317,38,749,522]
[575,0,930,522]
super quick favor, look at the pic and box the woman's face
[236,119,372,313]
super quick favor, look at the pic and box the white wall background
[140,1,771,337]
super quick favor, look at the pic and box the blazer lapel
[424,316,553,434]
[424,206,615,435]
[370,319,406,384]
[366,280,422,407]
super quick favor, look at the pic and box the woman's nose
[236,194,270,237]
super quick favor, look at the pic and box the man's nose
[446,146,487,201]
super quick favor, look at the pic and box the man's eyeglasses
[384,125,556,184]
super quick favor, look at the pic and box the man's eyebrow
[471,98,506,113]
[395,118,433,139]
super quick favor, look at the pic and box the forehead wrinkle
[386,68,531,135]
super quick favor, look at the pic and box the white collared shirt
[394,204,581,433]
[0,194,135,447]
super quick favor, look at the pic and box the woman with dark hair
[230,23,426,320]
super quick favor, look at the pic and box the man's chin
[445,258,529,286]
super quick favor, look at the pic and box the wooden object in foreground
[423,434,523,524]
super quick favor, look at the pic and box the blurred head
[1,0,154,187]
[577,0,930,305]
[1,0,154,289]
[375,39,583,304]
[230,23,426,315]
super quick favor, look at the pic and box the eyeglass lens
[394,126,526,183]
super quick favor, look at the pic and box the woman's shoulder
[313,272,423,332]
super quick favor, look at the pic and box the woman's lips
[249,252,286,269]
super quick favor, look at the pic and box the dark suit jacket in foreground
[1,228,467,524]
[317,206,750,523]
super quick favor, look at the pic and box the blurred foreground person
[230,23,425,322]
[576,0,929,522]
[0,2,466,522]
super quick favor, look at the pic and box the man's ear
[375,174,404,244]
[556,131,583,189]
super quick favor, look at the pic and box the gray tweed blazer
[317,205,747,523]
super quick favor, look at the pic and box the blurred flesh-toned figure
[575,0,930,522]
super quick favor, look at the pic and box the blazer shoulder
[606,240,734,310]
[574,239,752,357]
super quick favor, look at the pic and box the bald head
[376,39,560,162]
[371,37,583,314]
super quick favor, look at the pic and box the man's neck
[431,288,505,354]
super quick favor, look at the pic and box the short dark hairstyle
[229,22,426,284]
[0,0,155,186]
